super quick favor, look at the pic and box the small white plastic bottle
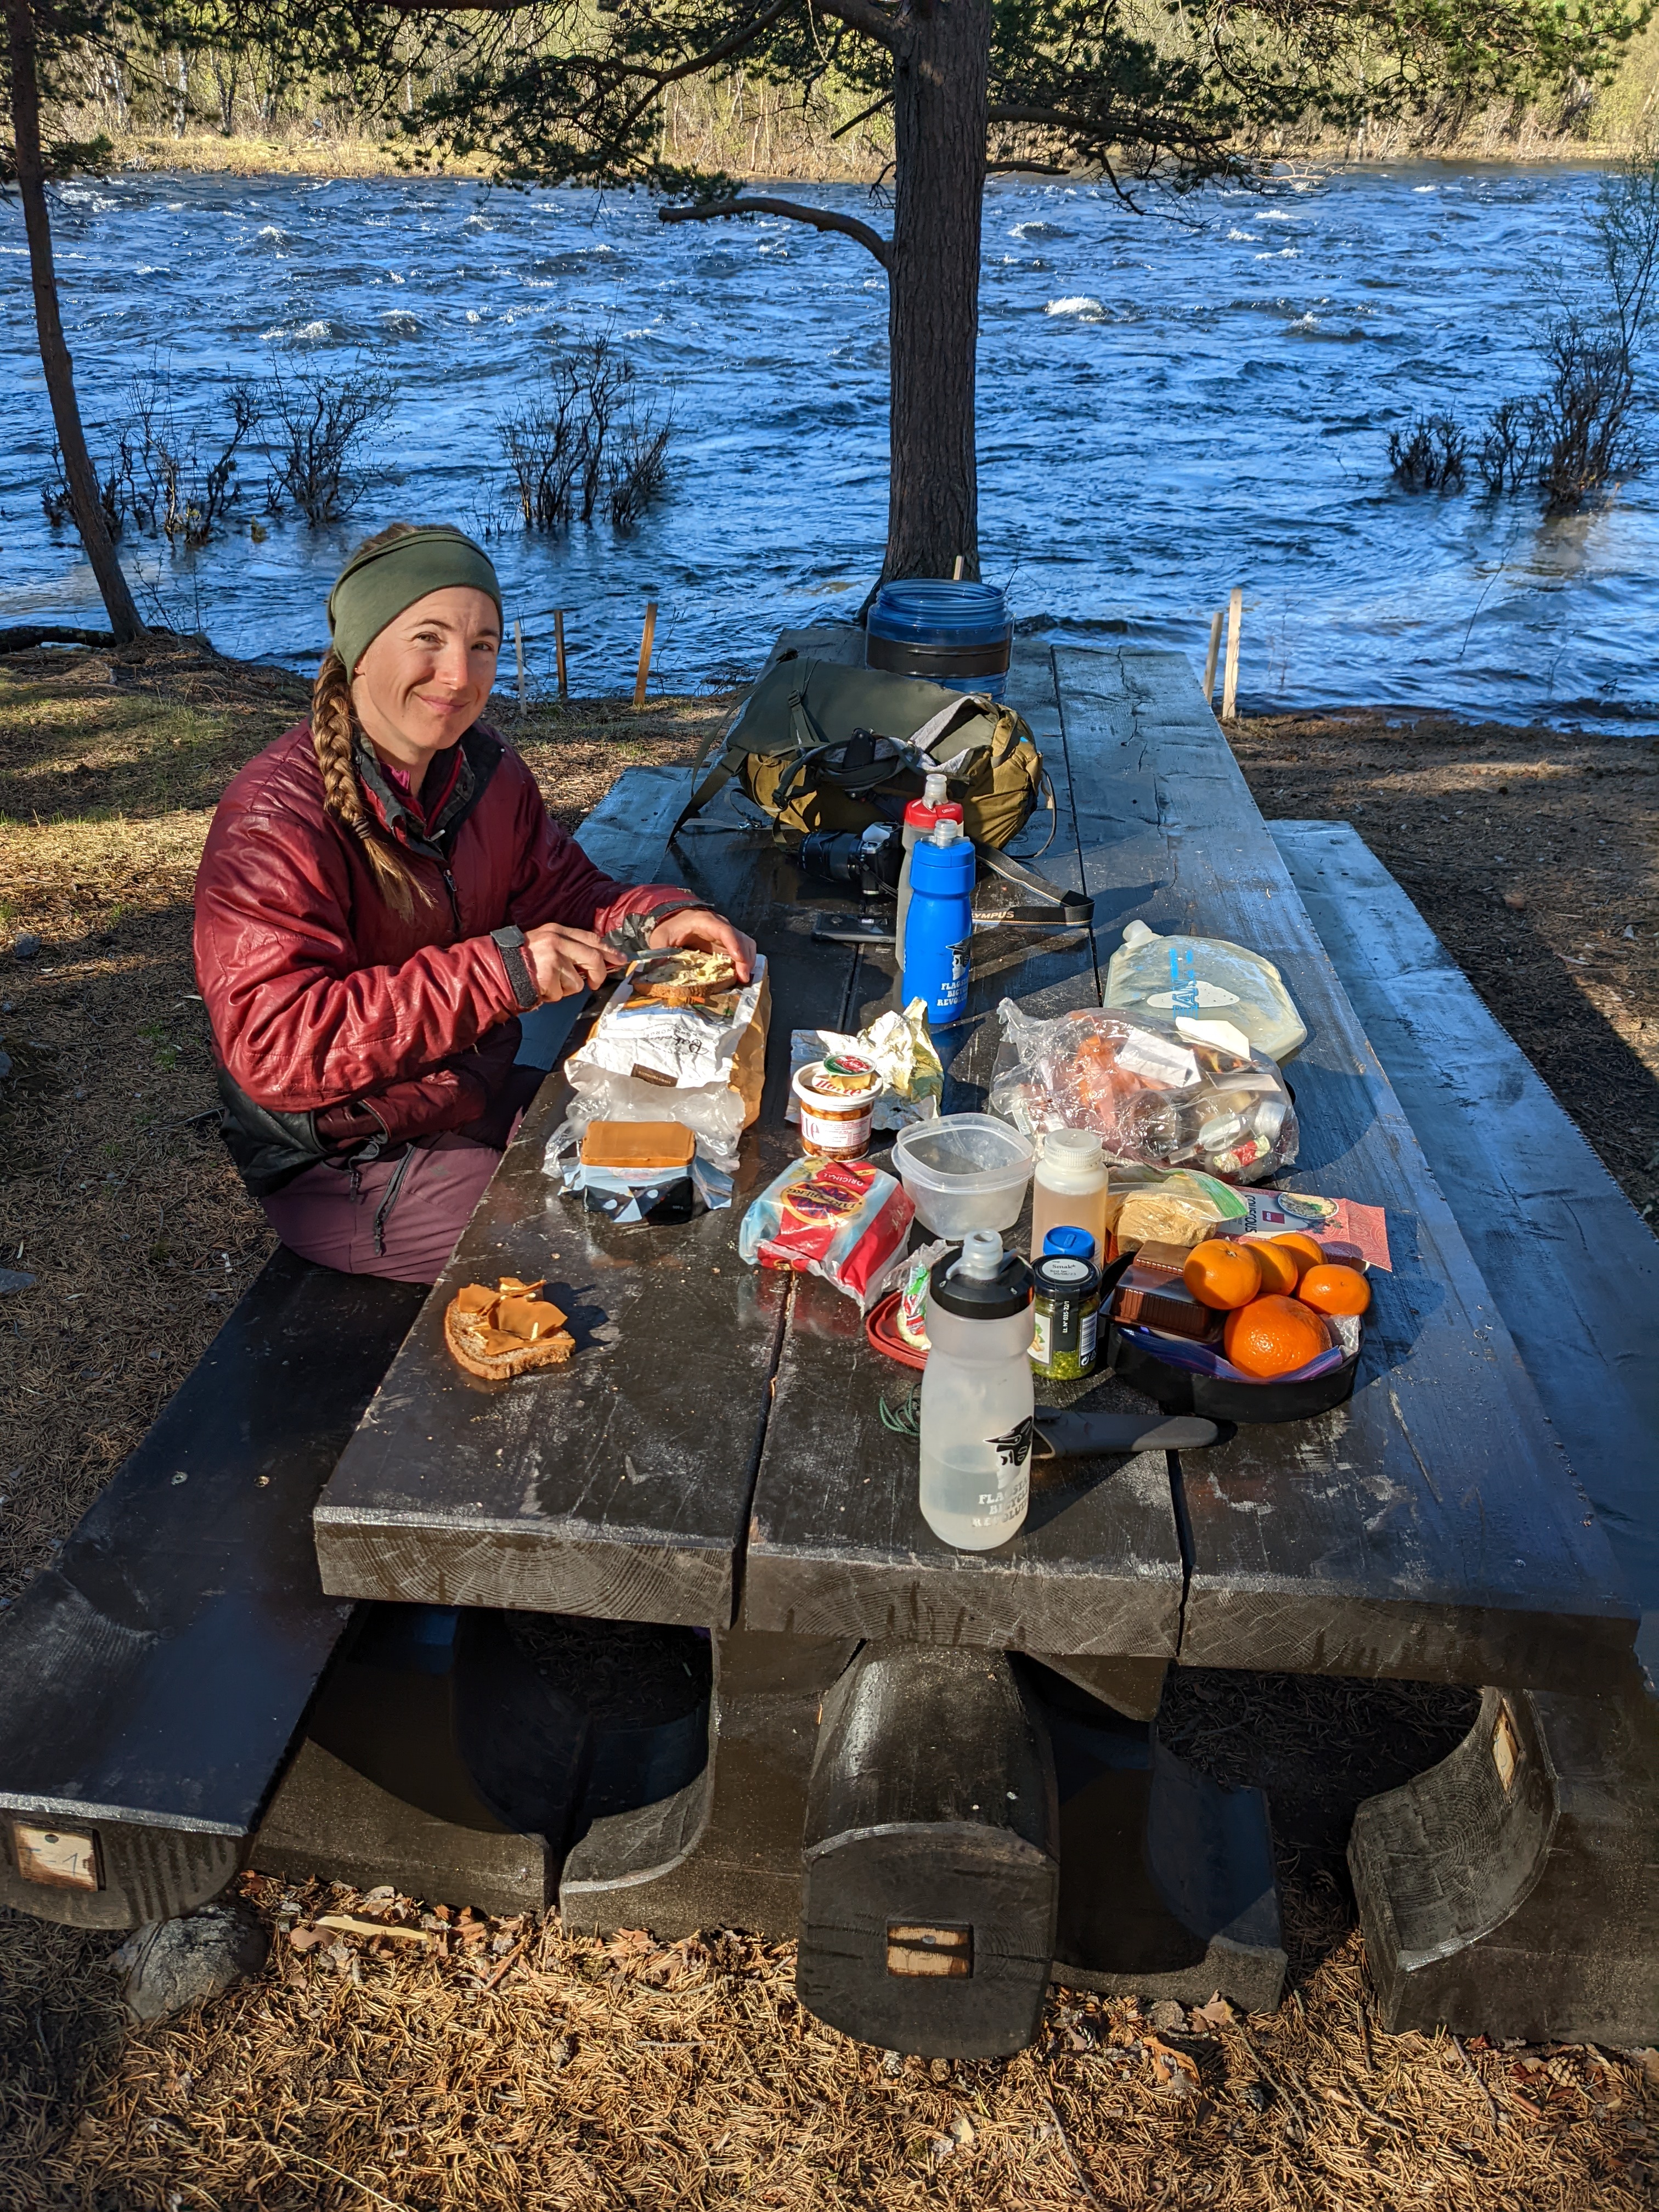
[1029,1126,1111,1268]
[918,1230,1035,1551]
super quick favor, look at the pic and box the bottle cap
[930,818,961,847]
[930,1230,1032,1321]
[1034,1254,1099,1297]
[1042,1225,1096,1260]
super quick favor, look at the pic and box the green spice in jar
[1030,1252,1102,1381]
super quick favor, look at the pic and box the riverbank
[0,637,1654,2209]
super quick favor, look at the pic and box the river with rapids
[4,161,1655,730]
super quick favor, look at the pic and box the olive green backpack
[676,655,1048,850]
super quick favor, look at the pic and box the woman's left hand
[648,906,756,983]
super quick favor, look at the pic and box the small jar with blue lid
[1029,1225,1102,1381]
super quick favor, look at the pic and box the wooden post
[951,554,965,580]
[554,610,568,700]
[634,600,657,708]
[1203,609,1224,704]
[512,618,526,720]
[1221,588,1243,721]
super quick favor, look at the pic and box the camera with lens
[798,820,904,899]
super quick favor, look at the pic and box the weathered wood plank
[1271,817,1659,1682]
[741,644,1188,1658]
[1052,648,1636,1689]
[314,778,843,1627]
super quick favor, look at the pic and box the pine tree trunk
[4,0,144,643]
[885,0,990,582]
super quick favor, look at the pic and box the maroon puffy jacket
[194,719,691,1193]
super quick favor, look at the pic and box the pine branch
[658,194,891,268]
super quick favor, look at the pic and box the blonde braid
[309,647,430,920]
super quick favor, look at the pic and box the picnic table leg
[1349,1658,1659,2045]
[559,1623,859,1939]
[254,1605,588,1919]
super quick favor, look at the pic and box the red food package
[737,1156,915,1309]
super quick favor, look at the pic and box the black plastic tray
[1107,1324,1360,1425]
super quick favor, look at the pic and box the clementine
[1223,1296,1333,1379]
[1297,1263,1372,1317]
[1244,1239,1301,1296]
[1183,1239,1263,1311]
[1270,1232,1327,1280]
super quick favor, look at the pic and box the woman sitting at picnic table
[194,522,753,1282]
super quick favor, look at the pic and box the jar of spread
[1029,1227,1102,1381]
[793,1054,883,1159]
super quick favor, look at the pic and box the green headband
[326,526,503,676]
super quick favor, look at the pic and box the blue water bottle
[902,820,975,1026]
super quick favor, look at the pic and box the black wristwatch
[491,924,539,1012]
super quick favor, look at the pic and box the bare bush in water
[1389,413,1467,492]
[42,358,259,548]
[1475,397,1541,494]
[607,408,674,529]
[496,335,670,531]
[263,353,397,524]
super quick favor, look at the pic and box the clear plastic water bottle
[918,1229,1035,1550]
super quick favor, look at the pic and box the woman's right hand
[523,922,612,1003]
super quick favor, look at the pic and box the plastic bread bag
[1104,922,1307,1064]
[989,998,1297,1184]
[737,1155,916,1310]
[559,1066,749,1173]
[562,957,770,1173]
[786,997,944,1132]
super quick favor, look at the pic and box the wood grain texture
[1271,819,1659,1678]
[1053,648,1637,1689]
[742,644,1187,1657]
[314,804,838,1626]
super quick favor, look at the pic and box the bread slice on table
[629,950,739,1007]
[444,1277,575,1379]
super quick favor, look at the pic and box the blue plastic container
[901,825,976,1027]
[866,579,1012,702]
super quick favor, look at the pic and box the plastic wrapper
[561,960,769,1173]
[990,1000,1297,1184]
[1105,922,1307,1064]
[1105,1165,1249,1250]
[786,998,943,1133]
[543,1121,733,1224]
[738,1156,915,1310]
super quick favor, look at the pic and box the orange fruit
[1244,1239,1301,1296]
[1297,1263,1371,1317]
[1223,1296,1333,1379]
[1183,1239,1263,1311]
[1271,1232,1328,1280]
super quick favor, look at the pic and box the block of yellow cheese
[580,1120,696,1171]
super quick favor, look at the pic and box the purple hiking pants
[260,1133,501,1286]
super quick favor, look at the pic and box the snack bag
[989,999,1297,1184]
[562,959,770,1171]
[738,1157,915,1309]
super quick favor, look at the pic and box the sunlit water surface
[3,162,1654,727]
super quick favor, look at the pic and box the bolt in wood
[1221,587,1243,721]
[634,600,658,708]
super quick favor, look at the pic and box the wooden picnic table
[314,638,1634,1693]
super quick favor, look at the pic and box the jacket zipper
[438,862,461,931]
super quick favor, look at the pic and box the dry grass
[1230,707,1659,1223]
[4,1881,1654,2212]
[1,646,1655,2210]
